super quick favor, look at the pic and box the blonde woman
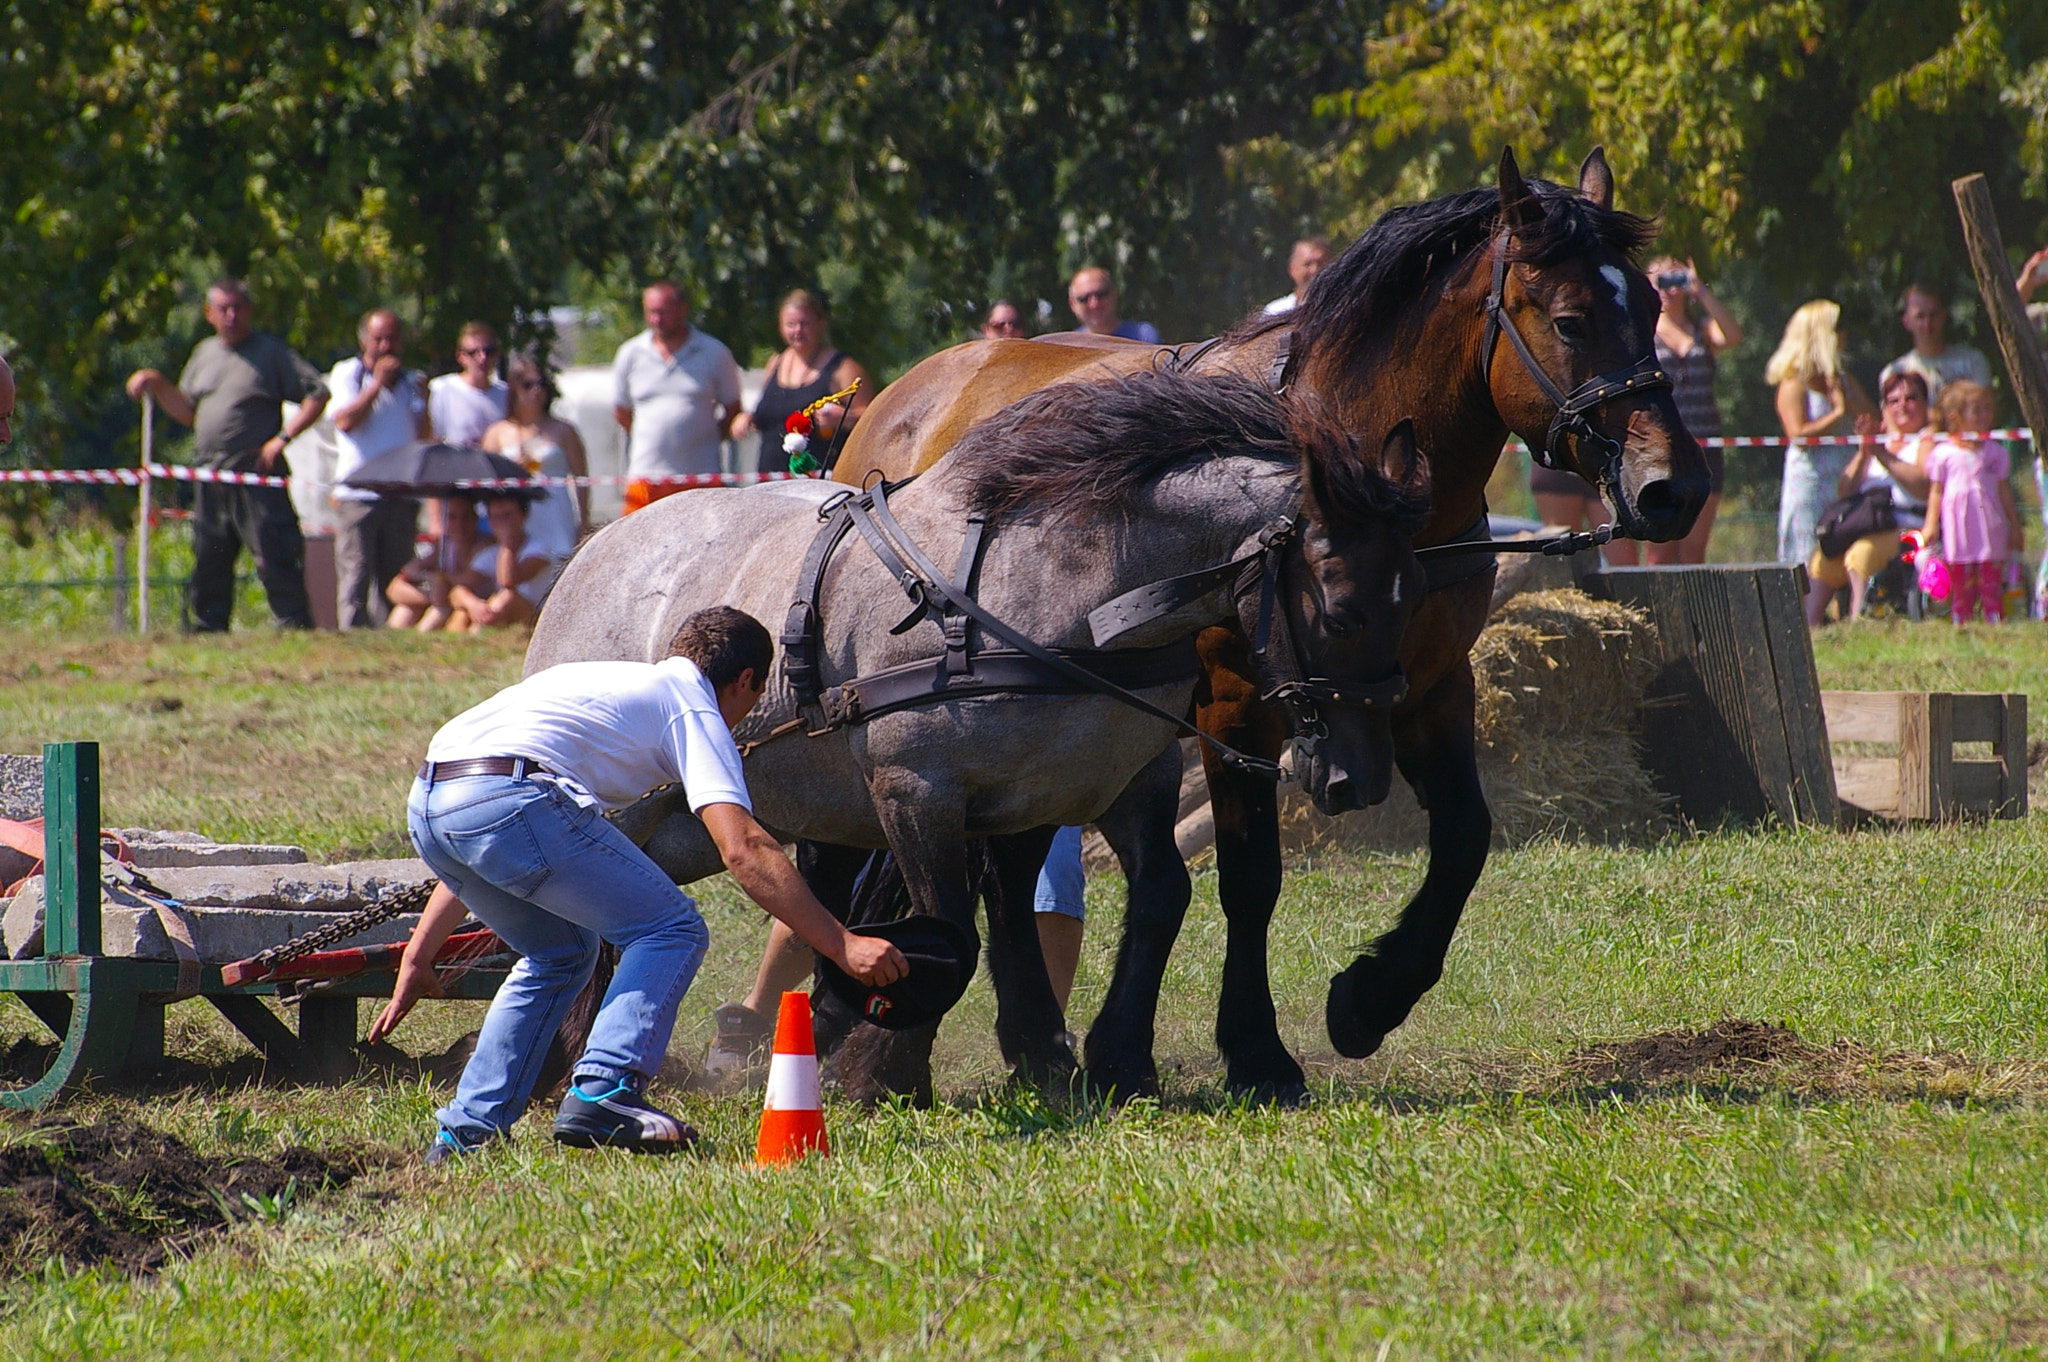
[1766,300,1871,568]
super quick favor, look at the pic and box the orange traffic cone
[755,991,829,1164]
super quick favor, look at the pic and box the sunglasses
[1071,289,1112,305]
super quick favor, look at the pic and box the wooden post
[41,742,100,957]
[1951,174,2048,446]
[138,397,153,635]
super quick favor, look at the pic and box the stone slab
[128,858,433,911]
[126,841,311,869]
[5,875,422,963]
[5,857,435,959]
[4,875,44,958]
[0,754,40,822]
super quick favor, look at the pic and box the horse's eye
[1553,314,1589,344]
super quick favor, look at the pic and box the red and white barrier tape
[4,432,2038,487]
[0,465,807,489]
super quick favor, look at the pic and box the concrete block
[130,858,433,912]
[122,840,311,869]
[4,875,43,959]
[5,872,427,962]
[103,898,420,963]
[1,754,40,822]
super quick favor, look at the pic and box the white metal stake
[138,396,153,634]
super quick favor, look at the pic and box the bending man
[399,605,904,1160]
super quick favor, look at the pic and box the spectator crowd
[73,235,2048,639]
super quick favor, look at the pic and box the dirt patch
[1571,1018,1807,1085]
[1560,1019,2048,1103]
[0,1116,372,1278]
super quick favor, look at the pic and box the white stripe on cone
[763,1051,822,1112]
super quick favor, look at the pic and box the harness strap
[943,512,990,675]
[780,490,859,712]
[824,639,1201,728]
[852,482,1282,777]
[1088,543,1263,647]
[1266,331,1294,393]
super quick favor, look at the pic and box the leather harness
[773,477,1408,778]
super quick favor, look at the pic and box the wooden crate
[1580,564,1838,828]
[1821,691,2029,820]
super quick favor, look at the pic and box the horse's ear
[1497,147,1541,234]
[1577,146,1614,211]
[1380,419,1430,500]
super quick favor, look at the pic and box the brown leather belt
[418,756,551,783]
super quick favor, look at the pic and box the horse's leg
[1195,631,1308,1103]
[978,827,1077,1088]
[797,840,887,1060]
[1326,660,1490,1058]
[1082,743,1190,1101]
[824,786,983,1106]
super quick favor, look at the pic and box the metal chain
[236,879,436,981]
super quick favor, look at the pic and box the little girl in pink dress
[1923,381,2022,623]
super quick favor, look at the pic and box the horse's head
[1484,147,1711,542]
[1248,416,1430,814]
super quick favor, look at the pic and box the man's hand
[258,435,288,470]
[371,354,403,387]
[839,932,907,988]
[125,369,164,402]
[700,803,910,986]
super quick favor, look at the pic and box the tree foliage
[2,0,2045,478]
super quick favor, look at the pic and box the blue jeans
[1033,825,1086,921]
[408,773,709,1138]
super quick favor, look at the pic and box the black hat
[817,915,978,1031]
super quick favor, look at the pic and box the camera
[1654,269,1693,290]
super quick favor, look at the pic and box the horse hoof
[825,1020,936,1109]
[1224,1046,1308,1104]
[1325,968,1388,1060]
[1083,1059,1161,1105]
[1229,1078,1312,1108]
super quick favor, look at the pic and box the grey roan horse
[528,369,1429,1091]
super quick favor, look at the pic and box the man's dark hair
[667,606,772,688]
[207,277,250,302]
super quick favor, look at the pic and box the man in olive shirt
[126,279,328,631]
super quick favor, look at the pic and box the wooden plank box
[1821,691,2029,820]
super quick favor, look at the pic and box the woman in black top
[731,290,874,474]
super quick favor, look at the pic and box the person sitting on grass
[1806,371,1935,622]
[449,491,562,633]
[403,606,906,1161]
[386,495,487,632]
[1922,380,2021,625]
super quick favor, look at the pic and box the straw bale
[1287,588,1671,852]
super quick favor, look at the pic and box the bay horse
[527,369,1430,1089]
[823,149,1709,1100]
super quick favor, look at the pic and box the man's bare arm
[124,371,196,426]
[699,802,906,986]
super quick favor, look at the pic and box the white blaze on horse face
[1390,573,1402,607]
[1599,265,1637,347]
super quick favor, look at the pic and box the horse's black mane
[953,368,1425,531]
[1237,178,1659,359]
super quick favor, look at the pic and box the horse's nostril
[1634,477,1684,519]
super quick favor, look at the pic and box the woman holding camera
[1646,257,1742,563]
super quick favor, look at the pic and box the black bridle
[1244,515,1408,768]
[1087,506,1409,776]
[1479,230,1671,481]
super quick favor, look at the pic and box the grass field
[3,622,2048,1357]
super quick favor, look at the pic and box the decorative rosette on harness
[783,380,863,475]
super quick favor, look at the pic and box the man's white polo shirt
[426,657,751,815]
[612,328,743,478]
